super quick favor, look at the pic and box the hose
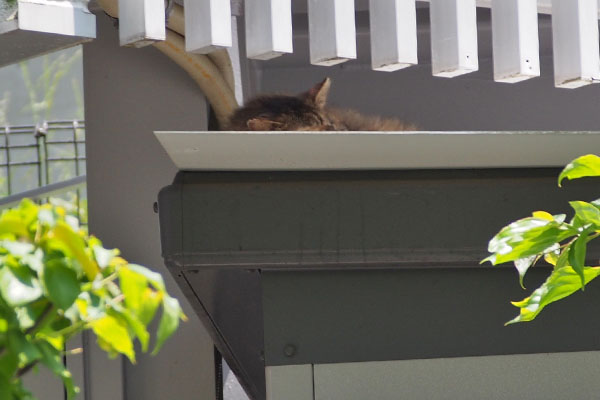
[96,0,238,126]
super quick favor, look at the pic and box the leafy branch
[0,199,186,399]
[484,154,600,325]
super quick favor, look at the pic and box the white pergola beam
[308,0,357,66]
[16,0,96,38]
[491,0,540,83]
[369,0,417,72]
[184,0,231,54]
[118,0,165,47]
[552,0,600,88]
[430,0,478,77]
[418,0,600,16]
[245,0,293,60]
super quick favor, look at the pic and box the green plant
[484,154,600,325]
[0,199,186,399]
[19,48,82,124]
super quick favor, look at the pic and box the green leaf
[37,208,57,227]
[0,264,42,307]
[569,201,600,228]
[0,215,28,238]
[20,249,44,274]
[127,264,165,291]
[138,289,161,326]
[0,351,18,378]
[111,307,150,353]
[153,296,183,355]
[569,231,589,288]
[91,315,135,363]
[514,255,537,289]
[558,154,600,186]
[507,266,600,324]
[92,245,118,269]
[50,222,99,281]
[118,267,147,315]
[37,341,78,400]
[485,215,574,265]
[0,241,34,257]
[14,300,49,330]
[0,373,12,400]
[17,200,39,228]
[7,331,42,367]
[42,259,80,310]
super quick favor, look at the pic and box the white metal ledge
[0,0,95,67]
[154,131,600,171]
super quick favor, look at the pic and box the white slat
[552,0,600,88]
[184,0,232,54]
[369,0,418,72]
[491,0,540,83]
[429,0,478,77]
[118,0,165,47]
[308,0,356,66]
[245,0,293,60]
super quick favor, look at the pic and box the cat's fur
[226,78,416,131]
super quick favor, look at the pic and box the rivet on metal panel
[283,344,297,357]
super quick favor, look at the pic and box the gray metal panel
[262,268,600,366]
[266,365,313,400]
[161,169,599,269]
[313,353,600,400]
[181,269,266,400]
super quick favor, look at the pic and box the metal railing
[0,120,86,223]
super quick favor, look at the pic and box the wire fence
[0,120,86,224]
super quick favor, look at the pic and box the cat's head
[226,78,347,131]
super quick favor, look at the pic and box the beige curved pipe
[96,0,238,127]
[152,2,236,95]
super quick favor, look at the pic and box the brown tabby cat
[226,78,416,131]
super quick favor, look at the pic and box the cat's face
[226,78,347,131]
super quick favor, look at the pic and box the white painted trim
[245,0,293,60]
[308,0,356,66]
[491,0,540,83]
[17,0,95,38]
[430,0,478,77]
[184,0,232,54]
[418,0,600,17]
[551,0,600,88]
[154,131,600,171]
[118,0,166,47]
[369,0,418,72]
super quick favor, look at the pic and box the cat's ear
[304,77,331,109]
[247,118,282,130]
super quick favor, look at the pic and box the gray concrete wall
[82,14,215,400]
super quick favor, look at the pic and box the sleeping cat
[226,78,416,131]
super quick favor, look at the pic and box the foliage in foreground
[484,154,600,325]
[0,199,186,399]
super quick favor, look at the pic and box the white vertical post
[369,0,418,72]
[429,0,478,77]
[308,0,356,66]
[118,0,166,47]
[491,0,540,83]
[245,0,293,60]
[552,0,600,88]
[184,0,232,54]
